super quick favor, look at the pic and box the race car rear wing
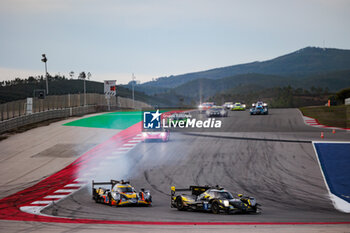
[92,179,130,187]
[171,185,218,197]
[92,180,130,194]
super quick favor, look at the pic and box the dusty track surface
[1,109,349,232]
[43,109,350,222]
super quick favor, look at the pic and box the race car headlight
[142,132,147,137]
[249,198,256,206]
[144,191,151,199]
[263,103,267,107]
[198,105,202,108]
[242,104,246,108]
[111,192,120,201]
[223,200,229,207]
[160,132,166,137]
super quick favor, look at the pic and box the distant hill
[140,47,350,89]
[168,69,350,99]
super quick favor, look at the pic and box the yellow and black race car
[92,180,152,206]
[171,185,260,214]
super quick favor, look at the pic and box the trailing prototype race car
[223,102,234,109]
[252,101,268,108]
[171,185,260,214]
[92,180,152,206]
[206,106,228,117]
[141,127,170,142]
[231,102,246,111]
[250,101,268,115]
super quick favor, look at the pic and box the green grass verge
[63,111,143,130]
[63,109,177,130]
[299,105,350,128]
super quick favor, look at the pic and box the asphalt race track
[41,109,350,223]
[1,109,349,232]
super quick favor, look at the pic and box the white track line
[112,151,125,155]
[44,195,68,199]
[118,147,131,151]
[31,200,53,204]
[54,189,76,193]
[65,183,84,187]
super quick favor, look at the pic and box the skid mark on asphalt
[183,132,312,143]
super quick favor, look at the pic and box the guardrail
[0,106,92,134]
[0,93,150,121]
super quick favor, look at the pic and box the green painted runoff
[63,111,144,130]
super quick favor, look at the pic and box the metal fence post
[12,102,14,118]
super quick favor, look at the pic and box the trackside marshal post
[104,80,116,111]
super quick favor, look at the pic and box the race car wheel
[211,201,220,214]
[176,197,185,211]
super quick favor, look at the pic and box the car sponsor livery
[250,101,268,115]
[92,180,152,206]
[171,185,260,214]
[142,128,170,142]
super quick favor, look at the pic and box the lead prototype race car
[141,127,170,142]
[250,101,268,115]
[171,185,260,214]
[92,180,152,206]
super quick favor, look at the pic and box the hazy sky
[1,0,349,84]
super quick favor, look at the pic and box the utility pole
[132,73,135,109]
[85,72,91,106]
[41,54,48,95]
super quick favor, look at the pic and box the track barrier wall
[0,94,151,134]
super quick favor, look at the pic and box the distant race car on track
[171,185,260,214]
[92,180,152,206]
[231,102,246,111]
[250,101,268,115]
[206,106,228,117]
[223,102,233,109]
[198,102,215,113]
[142,128,170,142]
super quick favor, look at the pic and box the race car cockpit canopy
[171,185,224,197]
